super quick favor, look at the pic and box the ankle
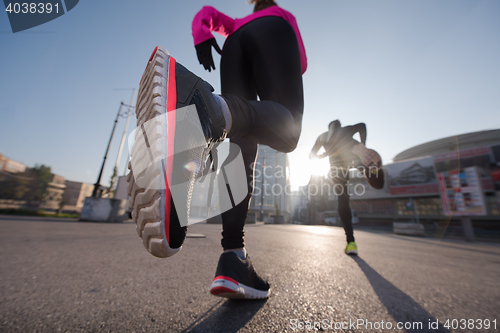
[212,94,232,134]
[224,248,246,260]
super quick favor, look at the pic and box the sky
[1,0,499,190]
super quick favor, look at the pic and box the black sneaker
[352,143,384,190]
[127,46,226,258]
[365,166,385,190]
[210,252,270,299]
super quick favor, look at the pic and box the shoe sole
[352,143,384,189]
[352,143,381,169]
[127,46,180,258]
[345,250,358,255]
[209,276,270,300]
[366,167,385,190]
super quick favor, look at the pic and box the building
[62,180,94,213]
[289,187,309,223]
[0,153,26,177]
[184,144,292,223]
[393,130,500,162]
[248,145,291,221]
[296,130,500,229]
[0,153,27,207]
[39,174,67,210]
[347,129,500,222]
[0,161,66,211]
[114,175,128,200]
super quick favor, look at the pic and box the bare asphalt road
[1,214,499,333]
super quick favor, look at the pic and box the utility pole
[92,102,124,197]
[114,88,136,177]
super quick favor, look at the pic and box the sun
[288,153,330,191]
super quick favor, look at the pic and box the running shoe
[127,46,227,258]
[352,143,384,189]
[365,166,385,190]
[351,143,381,170]
[209,252,270,299]
[344,242,358,255]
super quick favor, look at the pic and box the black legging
[331,153,358,244]
[218,16,304,250]
[332,170,355,244]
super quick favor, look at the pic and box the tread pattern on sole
[352,143,382,169]
[127,46,179,258]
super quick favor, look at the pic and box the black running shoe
[365,166,385,190]
[127,46,226,258]
[351,143,382,170]
[210,252,270,299]
[352,143,385,190]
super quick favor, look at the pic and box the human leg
[220,138,258,251]
[220,16,304,152]
[337,181,358,255]
[334,171,355,244]
[218,16,303,250]
[128,17,303,297]
[351,143,385,189]
[209,17,304,299]
[215,27,259,253]
[209,145,271,300]
[128,46,227,258]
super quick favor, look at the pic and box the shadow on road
[351,256,449,333]
[387,234,500,257]
[182,298,267,333]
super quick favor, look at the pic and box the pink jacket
[192,6,307,74]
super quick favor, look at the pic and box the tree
[25,164,53,208]
[0,164,54,210]
[0,172,30,200]
[107,166,118,198]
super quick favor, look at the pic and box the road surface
[1,215,499,332]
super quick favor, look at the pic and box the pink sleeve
[192,6,235,45]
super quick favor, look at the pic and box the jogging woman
[128,0,307,299]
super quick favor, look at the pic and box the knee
[281,141,297,153]
[280,128,301,153]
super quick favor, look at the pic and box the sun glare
[288,156,330,191]
[311,158,330,176]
